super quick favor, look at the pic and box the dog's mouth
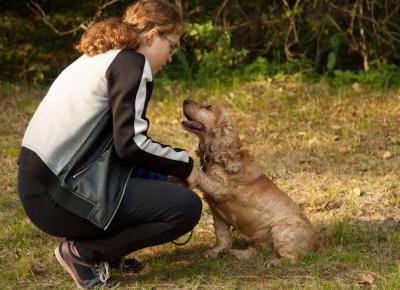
[182,113,204,131]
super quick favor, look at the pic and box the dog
[182,99,322,266]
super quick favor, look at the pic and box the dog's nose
[183,99,191,106]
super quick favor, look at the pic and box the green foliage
[333,61,400,89]
[329,218,361,246]
[1,1,400,90]
[0,13,78,85]
[188,22,248,81]
[326,34,344,72]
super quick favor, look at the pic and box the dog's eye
[205,105,213,111]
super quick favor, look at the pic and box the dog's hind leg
[266,216,316,266]
[204,208,231,259]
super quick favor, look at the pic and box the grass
[0,78,399,289]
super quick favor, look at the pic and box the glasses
[161,34,180,55]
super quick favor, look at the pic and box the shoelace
[96,261,110,283]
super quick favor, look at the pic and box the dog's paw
[264,257,296,267]
[228,248,256,260]
[203,249,221,259]
[264,258,283,267]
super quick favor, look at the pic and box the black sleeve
[106,50,193,179]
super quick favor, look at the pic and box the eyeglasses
[161,34,180,55]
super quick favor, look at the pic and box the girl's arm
[107,50,193,179]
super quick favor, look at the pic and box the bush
[333,61,400,89]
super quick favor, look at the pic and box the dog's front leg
[198,170,230,202]
[204,207,232,259]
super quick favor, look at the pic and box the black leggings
[19,178,202,262]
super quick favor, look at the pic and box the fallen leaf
[383,151,393,159]
[358,273,374,285]
[353,187,362,196]
[308,137,319,146]
[338,146,351,153]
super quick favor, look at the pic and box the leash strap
[172,230,193,246]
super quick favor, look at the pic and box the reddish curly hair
[76,0,184,56]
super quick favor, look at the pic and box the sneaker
[55,240,120,289]
[109,257,144,273]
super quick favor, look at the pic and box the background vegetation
[1,0,400,88]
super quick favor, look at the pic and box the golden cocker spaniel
[182,99,322,266]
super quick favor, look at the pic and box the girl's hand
[185,166,200,189]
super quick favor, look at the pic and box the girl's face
[137,29,180,75]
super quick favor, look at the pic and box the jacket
[18,49,193,229]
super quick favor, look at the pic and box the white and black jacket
[18,49,193,229]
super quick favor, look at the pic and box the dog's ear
[210,121,241,174]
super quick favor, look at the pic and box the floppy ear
[210,121,241,174]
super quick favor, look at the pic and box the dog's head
[182,99,241,173]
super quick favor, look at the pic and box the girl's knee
[175,190,202,229]
[184,190,202,221]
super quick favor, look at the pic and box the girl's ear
[145,28,158,46]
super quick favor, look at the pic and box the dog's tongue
[182,119,203,130]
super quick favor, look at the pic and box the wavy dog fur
[182,99,322,265]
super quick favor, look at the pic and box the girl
[17,0,201,288]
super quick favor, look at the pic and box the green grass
[1,79,400,289]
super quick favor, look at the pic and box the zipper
[72,149,110,179]
[104,167,134,230]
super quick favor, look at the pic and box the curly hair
[76,0,184,56]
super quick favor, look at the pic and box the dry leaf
[308,137,320,146]
[358,273,374,285]
[383,151,393,159]
[353,187,362,196]
[338,146,351,153]
[330,125,342,131]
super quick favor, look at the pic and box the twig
[29,265,39,285]
[27,1,87,35]
[357,1,369,71]
[214,0,229,22]
[281,0,301,61]
[330,2,400,44]
[27,0,122,36]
